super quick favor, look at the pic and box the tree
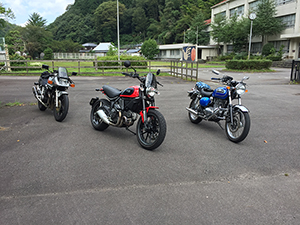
[225,14,249,52]
[21,25,53,58]
[43,47,53,59]
[185,12,209,45]
[94,1,126,43]
[141,39,159,59]
[27,12,47,28]
[0,3,15,28]
[5,30,25,55]
[252,0,285,45]
[210,14,227,55]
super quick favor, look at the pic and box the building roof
[211,0,229,8]
[82,43,97,47]
[93,42,113,52]
[126,49,140,53]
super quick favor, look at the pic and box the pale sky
[1,0,75,26]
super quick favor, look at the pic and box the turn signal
[70,83,75,88]
[245,90,248,93]
[226,86,230,89]
[48,80,53,84]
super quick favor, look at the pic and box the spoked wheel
[53,95,69,122]
[136,110,167,150]
[225,109,250,143]
[188,98,202,124]
[90,99,110,131]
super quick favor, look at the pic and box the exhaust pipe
[96,109,111,125]
[32,86,47,107]
[186,107,199,116]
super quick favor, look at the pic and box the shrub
[44,47,53,60]
[226,59,272,70]
[95,55,147,69]
[9,54,26,71]
[262,43,274,56]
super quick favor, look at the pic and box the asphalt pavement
[0,68,300,224]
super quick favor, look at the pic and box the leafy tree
[94,1,126,43]
[5,30,25,55]
[252,0,285,45]
[21,25,53,58]
[43,47,53,59]
[210,14,227,55]
[106,44,117,56]
[141,39,159,59]
[0,3,15,28]
[27,12,47,28]
[185,12,209,45]
[225,14,249,52]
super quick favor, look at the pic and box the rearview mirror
[42,64,49,70]
[124,60,131,68]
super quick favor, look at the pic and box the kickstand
[126,127,136,135]
[216,121,224,130]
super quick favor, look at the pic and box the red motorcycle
[89,61,166,150]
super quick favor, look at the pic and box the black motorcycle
[32,65,76,122]
[186,70,250,143]
[89,60,166,150]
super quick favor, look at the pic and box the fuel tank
[120,86,140,98]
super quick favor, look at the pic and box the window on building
[230,5,244,18]
[249,0,262,11]
[279,14,295,28]
[251,43,262,54]
[275,0,295,6]
[269,40,289,53]
[215,11,226,18]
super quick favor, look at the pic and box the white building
[157,43,218,61]
[210,0,300,59]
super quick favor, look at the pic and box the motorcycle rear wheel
[188,99,202,124]
[225,109,250,143]
[136,109,166,150]
[53,95,69,122]
[90,99,110,131]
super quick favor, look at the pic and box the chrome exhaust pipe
[186,107,199,116]
[96,109,111,125]
[32,86,47,107]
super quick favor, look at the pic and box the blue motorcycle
[186,70,250,143]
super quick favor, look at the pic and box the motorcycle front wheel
[225,109,250,143]
[90,99,110,131]
[136,109,167,150]
[38,101,47,111]
[53,94,69,122]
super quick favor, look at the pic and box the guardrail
[290,60,300,82]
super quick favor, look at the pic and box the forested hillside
[48,0,220,45]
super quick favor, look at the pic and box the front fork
[228,92,242,126]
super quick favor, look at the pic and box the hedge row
[95,56,147,69]
[225,59,272,70]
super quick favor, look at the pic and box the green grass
[4,101,24,107]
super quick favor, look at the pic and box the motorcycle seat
[200,88,213,97]
[102,85,122,98]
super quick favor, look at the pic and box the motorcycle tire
[90,99,110,131]
[225,109,250,143]
[38,101,47,111]
[53,94,69,122]
[136,109,167,150]
[188,99,202,124]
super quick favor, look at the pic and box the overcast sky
[2,0,75,26]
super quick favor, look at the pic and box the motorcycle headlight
[146,87,156,97]
[236,83,246,95]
